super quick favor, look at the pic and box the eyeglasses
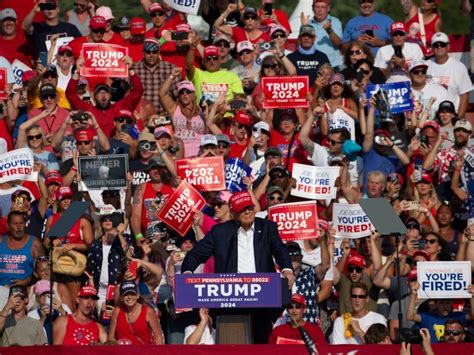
[77,140,91,146]
[41,94,56,100]
[348,266,364,273]
[392,31,405,37]
[350,294,368,299]
[412,69,427,75]
[444,330,463,336]
[91,29,106,34]
[27,134,43,141]
[272,33,286,39]
[424,238,438,245]
[179,89,193,95]
[145,50,159,55]
[59,52,73,57]
[239,50,253,55]
[329,139,342,145]
[218,143,229,149]
[205,55,219,62]
[101,216,113,222]
[268,195,283,201]
[244,15,258,20]
[349,49,363,55]
[216,42,230,48]
[286,304,303,310]
[115,117,132,124]
[151,12,165,18]
[263,63,278,69]
[432,42,447,48]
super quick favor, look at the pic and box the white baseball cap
[200,134,218,147]
[431,32,449,45]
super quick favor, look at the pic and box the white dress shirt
[237,223,257,273]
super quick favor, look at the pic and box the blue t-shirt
[362,148,395,186]
[342,12,393,55]
[420,311,466,343]
[309,15,344,68]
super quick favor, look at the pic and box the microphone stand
[48,236,55,345]
[393,233,403,344]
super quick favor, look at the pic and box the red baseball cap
[234,111,253,127]
[408,268,418,281]
[203,46,219,58]
[413,250,431,261]
[148,2,164,14]
[176,23,191,33]
[55,186,72,201]
[116,109,133,119]
[418,173,433,184]
[229,191,255,213]
[77,285,99,299]
[22,70,35,84]
[390,22,406,35]
[421,120,440,133]
[45,170,63,185]
[89,15,107,30]
[130,17,146,35]
[74,128,95,142]
[57,45,73,54]
[347,253,366,268]
[291,293,306,306]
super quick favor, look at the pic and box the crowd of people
[0,0,472,349]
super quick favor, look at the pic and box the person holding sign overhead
[182,190,294,343]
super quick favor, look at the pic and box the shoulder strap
[418,9,427,46]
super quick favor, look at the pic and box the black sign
[78,154,128,190]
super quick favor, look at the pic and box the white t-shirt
[99,244,112,287]
[330,311,387,344]
[427,57,473,110]
[56,68,72,91]
[411,82,450,119]
[374,43,424,83]
[183,324,216,344]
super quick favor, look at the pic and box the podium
[216,314,253,344]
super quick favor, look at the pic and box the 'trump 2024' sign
[173,273,282,308]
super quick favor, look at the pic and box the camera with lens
[71,111,90,123]
[139,141,157,152]
[373,89,393,122]
[259,41,275,51]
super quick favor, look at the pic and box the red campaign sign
[267,201,319,241]
[0,68,7,100]
[81,43,129,78]
[261,76,309,109]
[157,181,206,237]
[175,156,225,192]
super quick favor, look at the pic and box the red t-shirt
[63,315,100,346]
[0,32,33,66]
[0,1,43,27]
[268,322,326,345]
[144,13,185,39]
[124,41,144,63]
[231,26,270,45]
[229,138,249,160]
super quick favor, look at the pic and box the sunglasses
[41,94,56,100]
[43,73,57,79]
[59,51,73,57]
[426,0,435,3]
[392,31,405,37]
[151,11,165,18]
[444,330,463,336]
[115,117,132,124]
[239,49,253,55]
[244,15,258,20]
[205,55,219,62]
[412,69,427,75]
[287,304,303,310]
[91,29,106,34]
[268,195,283,201]
[218,143,229,149]
[350,294,368,299]
[359,0,374,3]
[216,42,230,48]
[145,50,159,55]
[432,42,447,48]
[101,216,113,222]
[348,266,364,273]
[179,89,193,95]
[272,33,286,39]
[74,2,86,6]
[329,139,342,145]
[77,140,91,146]
[349,49,363,55]
[202,144,217,150]
[27,134,43,140]
[35,255,50,264]
[358,69,370,75]
[263,63,278,69]
[424,238,438,244]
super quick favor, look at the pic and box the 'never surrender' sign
[175,156,225,191]
[417,261,472,299]
[262,76,309,109]
[173,273,282,308]
[291,164,339,200]
[332,203,373,239]
[268,201,319,241]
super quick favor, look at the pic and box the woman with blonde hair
[409,172,441,231]
[341,40,386,84]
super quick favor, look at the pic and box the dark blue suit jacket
[181,217,292,274]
